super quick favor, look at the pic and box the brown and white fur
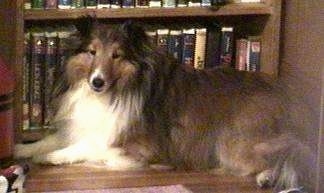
[15,21,316,192]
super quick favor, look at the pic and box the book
[98,0,110,8]
[85,0,98,8]
[146,30,157,47]
[181,29,195,67]
[241,0,261,2]
[177,0,187,7]
[157,29,169,54]
[58,0,72,9]
[205,25,221,68]
[248,36,261,72]
[136,0,149,7]
[44,31,58,126]
[24,0,32,9]
[201,0,211,6]
[23,32,31,130]
[122,0,135,8]
[220,26,234,67]
[194,28,207,70]
[56,28,74,81]
[71,0,85,8]
[30,31,46,129]
[188,0,200,7]
[45,0,57,9]
[162,0,175,7]
[111,0,121,8]
[211,0,226,6]
[168,30,183,64]
[149,0,161,7]
[235,39,248,71]
[31,0,44,9]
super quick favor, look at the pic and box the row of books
[22,25,261,131]
[23,25,79,130]
[25,0,241,9]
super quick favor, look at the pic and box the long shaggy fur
[15,21,316,192]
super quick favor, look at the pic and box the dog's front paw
[104,156,145,171]
[14,144,34,159]
[32,152,78,165]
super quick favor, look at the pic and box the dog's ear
[120,20,148,46]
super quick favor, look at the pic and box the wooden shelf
[24,3,273,20]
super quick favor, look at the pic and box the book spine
[23,32,31,130]
[25,0,32,9]
[122,0,135,7]
[44,31,58,126]
[246,40,250,71]
[181,29,195,67]
[162,0,175,7]
[97,0,110,8]
[248,37,261,72]
[235,39,248,71]
[85,0,98,8]
[177,0,187,7]
[220,27,234,67]
[45,0,57,9]
[71,0,85,8]
[157,29,169,54]
[136,0,149,7]
[58,0,72,9]
[111,0,121,8]
[194,28,207,70]
[30,32,45,129]
[149,0,161,7]
[168,30,183,64]
[201,0,211,6]
[188,0,200,7]
[205,26,221,68]
[31,0,45,9]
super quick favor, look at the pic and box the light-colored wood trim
[24,3,273,20]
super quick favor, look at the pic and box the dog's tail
[254,134,317,193]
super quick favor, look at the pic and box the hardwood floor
[25,164,272,193]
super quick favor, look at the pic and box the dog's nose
[92,78,105,89]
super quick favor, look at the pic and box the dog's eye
[112,52,120,59]
[88,50,96,56]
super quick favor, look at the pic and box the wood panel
[26,164,271,193]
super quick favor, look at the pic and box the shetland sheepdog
[15,21,316,192]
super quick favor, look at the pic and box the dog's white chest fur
[56,81,140,149]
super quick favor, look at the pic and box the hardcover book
[44,31,58,126]
[25,0,32,9]
[211,0,226,5]
[188,0,200,7]
[149,0,161,7]
[136,0,149,7]
[111,0,121,8]
[248,36,261,72]
[45,0,57,9]
[98,0,110,8]
[177,0,187,7]
[58,0,72,9]
[122,0,135,8]
[71,0,85,8]
[31,0,45,9]
[205,25,221,68]
[220,26,234,67]
[86,0,98,8]
[23,32,31,130]
[168,30,183,64]
[157,29,170,54]
[162,0,175,7]
[181,29,195,67]
[194,28,207,70]
[30,31,45,129]
[201,0,211,6]
[235,39,248,71]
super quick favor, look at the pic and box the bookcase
[0,0,282,141]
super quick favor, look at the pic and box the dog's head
[68,20,154,93]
